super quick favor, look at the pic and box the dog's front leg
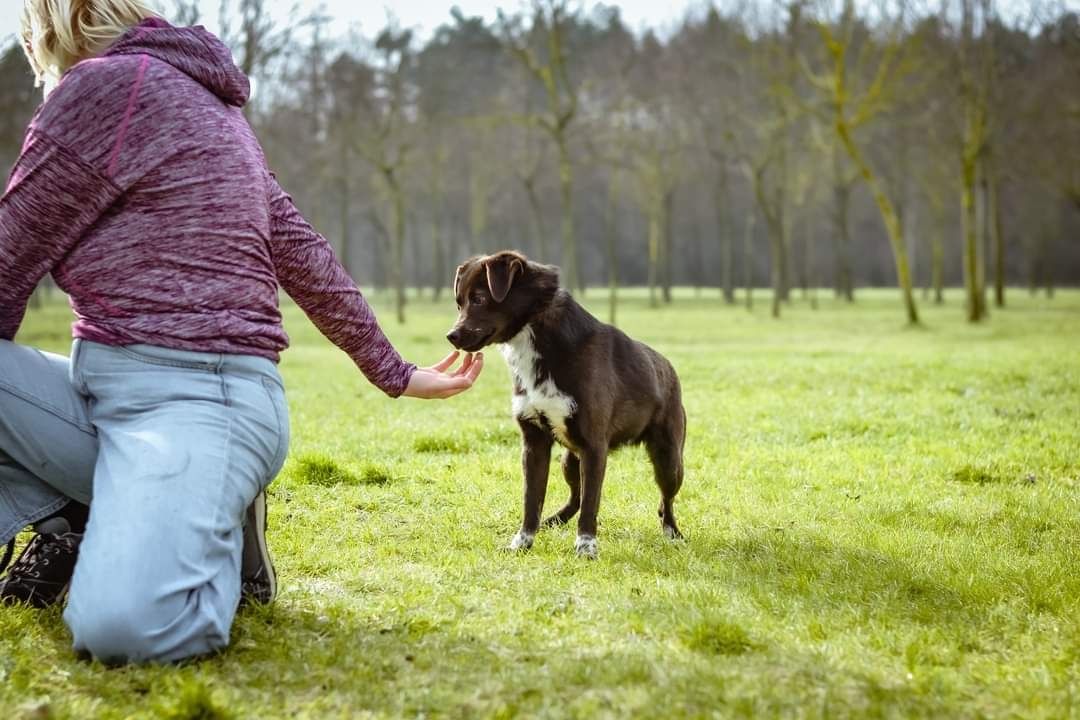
[509,421,554,551]
[574,447,608,559]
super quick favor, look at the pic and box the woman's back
[12,19,289,358]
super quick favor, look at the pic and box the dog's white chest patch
[500,326,577,444]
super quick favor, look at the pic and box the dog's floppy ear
[453,263,466,301]
[485,252,525,303]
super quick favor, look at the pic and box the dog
[446,250,686,558]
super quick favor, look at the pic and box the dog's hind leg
[543,451,581,528]
[646,407,686,540]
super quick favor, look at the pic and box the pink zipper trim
[106,54,150,178]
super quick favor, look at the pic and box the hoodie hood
[104,17,250,107]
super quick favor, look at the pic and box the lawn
[3,288,1079,719]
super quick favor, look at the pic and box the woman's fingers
[436,356,484,397]
[403,353,484,399]
[452,352,475,377]
[429,351,460,373]
[464,352,483,382]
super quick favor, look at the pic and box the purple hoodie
[0,18,415,396]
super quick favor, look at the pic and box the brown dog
[446,251,686,558]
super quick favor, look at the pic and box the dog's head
[446,250,559,351]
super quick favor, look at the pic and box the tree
[806,0,922,324]
[361,28,416,324]
[956,0,993,321]
[830,138,858,301]
[416,10,506,286]
[218,0,296,94]
[170,1,201,25]
[326,50,376,280]
[500,1,584,292]
[669,8,747,304]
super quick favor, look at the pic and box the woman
[0,0,482,664]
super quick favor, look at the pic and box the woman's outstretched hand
[402,351,484,399]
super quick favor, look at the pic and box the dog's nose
[446,328,463,348]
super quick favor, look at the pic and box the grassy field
[2,288,1079,719]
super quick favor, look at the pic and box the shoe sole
[249,491,277,602]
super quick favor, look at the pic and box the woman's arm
[266,174,425,397]
[266,176,482,399]
[0,130,123,340]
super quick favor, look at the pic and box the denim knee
[64,589,228,665]
[65,601,157,664]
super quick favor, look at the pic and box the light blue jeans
[0,339,289,664]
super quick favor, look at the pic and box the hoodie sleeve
[266,174,415,397]
[0,129,124,340]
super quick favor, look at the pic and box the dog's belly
[502,327,577,446]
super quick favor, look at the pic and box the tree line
[2,0,1077,324]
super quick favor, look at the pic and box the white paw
[574,535,598,559]
[508,530,535,551]
[663,525,683,540]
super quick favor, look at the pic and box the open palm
[402,351,484,399]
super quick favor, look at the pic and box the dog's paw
[663,525,684,541]
[574,535,598,559]
[507,530,535,551]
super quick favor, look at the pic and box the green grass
[3,288,1080,718]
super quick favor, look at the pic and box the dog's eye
[471,292,486,307]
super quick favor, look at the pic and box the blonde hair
[20,0,157,90]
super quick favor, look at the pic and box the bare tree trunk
[339,174,351,280]
[796,209,809,301]
[837,126,919,324]
[469,163,489,256]
[769,224,783,319]
[833,160,854,302]
[962,153,987,322]
[717,171,735,304]
[523,177,549,262]
[605,172,620,325]
[1027,231,1039,296]
[647,197,660,309]
[751,166,782,319]
[932,222,945,305]
[778,202,790,305]
[662,190,674,304]
[988,158,1005,308]
[557,137,580,294]
[976,162,989,315]
[424,146,448,301]
[384,169,407,324]
[430,218,444,301]
[744,211,755,311]
[430,165,446,301]
[959,0,988,323]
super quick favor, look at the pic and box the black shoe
[0,516,82,609]
[240,491,276,606]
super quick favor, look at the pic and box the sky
[0,1,701,47]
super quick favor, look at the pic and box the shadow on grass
[413,435,472,454]
[293,454,395,487]
[949,463,1006,484]
[227,594,941,717]
[413,427,519,454]
[676,527,975,624]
